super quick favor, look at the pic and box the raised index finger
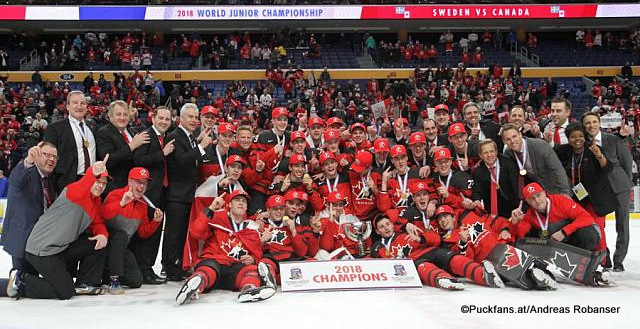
[103,153,110,163]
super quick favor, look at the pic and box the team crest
[502,245,527,271]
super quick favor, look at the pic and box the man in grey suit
[501,124,570,197]
[583,112,632,271]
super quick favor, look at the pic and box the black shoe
[237,284,275,303]
[143,273,167,285]
[613,263,625,272]
[75,283,104,295]
[166,269,188,282]
[7,268,24,299]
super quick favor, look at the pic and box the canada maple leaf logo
[502,245,525,271]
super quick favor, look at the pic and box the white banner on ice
[279,258,422,292]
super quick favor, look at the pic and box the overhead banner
[279,258,422,292]
[0,4,639,21]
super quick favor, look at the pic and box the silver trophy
[343,221,373,257]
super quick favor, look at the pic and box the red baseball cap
[218,122,236,135]
[351,151,373,174]
[289,154,307,166]
[319,151,337,165]
[448,123,466,137]
[373,138,390,153]
[225,154,246,167]
[129,167,151,181]
[284,190,308,202]
[326,117,343,127]
[350,123,366,133]
[435,104,450,113]
[435,205,455,218]
[266,195,286,208]
[201,105,219,116]
[272,107,289,119]
[327,191,348,204]
[308,117,325,127]
[227,189,250,202]
[290,130,306,142]
[409,181,431,195]
[390,144,407,158]
[409,132,427,146]
[324,129,340,142]
[433,147,452,162]
[522,182,545,200]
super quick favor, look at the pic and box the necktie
[79,122,90,170]
[553,126,561,145]
[159,135,169,188]
[189,134,197,148]
[121,130,130,143]
[489,166,498,215]
[516,151,524,198]
[42,176,53,207]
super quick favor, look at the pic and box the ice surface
[0,221,638,329]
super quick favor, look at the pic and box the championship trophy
[343,221,373,257]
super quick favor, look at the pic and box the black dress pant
[161,201,191,275]
[24,235,107,300]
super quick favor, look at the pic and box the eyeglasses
[42,152,59,160]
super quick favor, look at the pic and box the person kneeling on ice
[370,212,504,291]
[511,183,613,286]
[176,190,276,305]
[102,167,164,295]
[6,159,111,299]
[433,205,558,290]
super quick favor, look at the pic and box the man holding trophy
[319,191,372,258]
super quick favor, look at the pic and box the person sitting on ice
[175,190,276,305]
[371,210,504,290]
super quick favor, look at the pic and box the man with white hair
[162,103,213,281]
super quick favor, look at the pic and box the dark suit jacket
[166,127,203,203]
[504,137,570,195]
[133,127,167,207]
[43,118,97,194]
[600,132,633,195]
[96,122,135,194]
[471,155,520,218]
[0,162,51,259]
[556,145,618,216]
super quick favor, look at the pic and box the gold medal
[519,169,527,176]
[83,140,89,148]
[541,230,549,238]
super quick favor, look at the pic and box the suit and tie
[131,126,169,279]
[471,155,520,218]
[0,161,55,271]
[43,117,96,194]
[504,137,570,196]
[95,122,137,195]
[162,126,204,279]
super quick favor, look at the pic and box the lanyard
[216,145,226,175]
[398,171,409,194]
[422,211,430,230]
[382,234,395,251]
[230,218,245,232]
[273,129,285,147]
[534,198,551,232]
[413,154,428,167]
[326,174,339,193]
[514,142,528,172]
[439,172,452,190]
[361,171,371,192]
[488,161,500,185]
[268,219,284,228]
[571,152,584,185]
[73,120,89,142]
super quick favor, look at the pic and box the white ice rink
[1,220,638,329]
